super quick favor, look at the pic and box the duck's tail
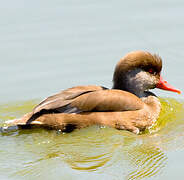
[1,112,44,133]
[0,125,19,133]
[0,116,28,133]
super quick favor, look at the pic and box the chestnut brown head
[113,51,163,96]
[113,51,181,97]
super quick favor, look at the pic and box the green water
[0,98,184,180]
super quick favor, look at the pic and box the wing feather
[33,85,105,114]
[70,89,144,112]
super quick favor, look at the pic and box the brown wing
[69,89,144,112]
[11,87,145,126]
[33,85,106,114]
[34,87,144,115]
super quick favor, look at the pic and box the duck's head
[113,51,181,97]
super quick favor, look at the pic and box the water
[0,99,184,180]
[0,0,184,179]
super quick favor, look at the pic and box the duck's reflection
[14,127,169,180]
[125,143,167,180]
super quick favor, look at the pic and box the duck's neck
[113,69,156,98]
[113,82,155,98]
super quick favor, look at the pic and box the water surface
[0,98,184,180]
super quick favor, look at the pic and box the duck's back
[7,85,144,127]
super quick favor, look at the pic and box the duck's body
[6,51,180,134]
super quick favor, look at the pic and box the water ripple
[0,98,184,179]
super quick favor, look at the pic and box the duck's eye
[148,68,157,75]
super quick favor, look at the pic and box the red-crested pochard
[6,51,181,134]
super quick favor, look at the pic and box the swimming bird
[6,51,181,134]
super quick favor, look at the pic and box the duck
[6,51,181,134]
